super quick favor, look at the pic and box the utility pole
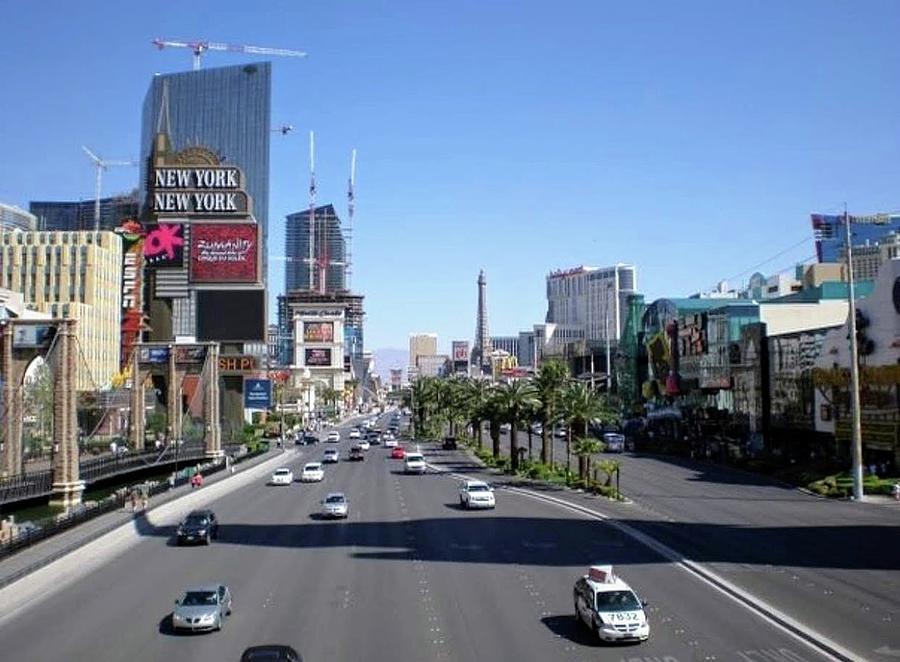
[844,209,864,501]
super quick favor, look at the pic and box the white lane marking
[505,486,862,662]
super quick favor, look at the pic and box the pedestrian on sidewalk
[129,489,139,512]
[140,485,149,510]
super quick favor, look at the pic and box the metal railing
[0,470,53,505]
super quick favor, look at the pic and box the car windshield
[304,464,320,471]
[595,590,641,612]
[325,495,345,504]
[468,484,489,492]
[181,591,218,606]
[184,516,208,526]
[275,469,290,475]
[407,454,423,462]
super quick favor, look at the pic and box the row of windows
[0,231,112,246]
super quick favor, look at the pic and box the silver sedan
[320,492,349,519]
[171,584,232,632]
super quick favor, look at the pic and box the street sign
[244,378,272,409]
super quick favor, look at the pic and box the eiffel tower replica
[471,269,493,375]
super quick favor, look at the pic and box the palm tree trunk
[490,420,501,459]
[541,427,549,465]
[565,432,571,474]
[510,423,519,472]
[527,429,533,460]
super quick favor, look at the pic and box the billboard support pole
[844,210,864,502]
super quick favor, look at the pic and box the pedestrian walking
[130,489,139,512]
[140,485,149,510]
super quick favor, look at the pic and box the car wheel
[459,496,464,506]
[214,617,222,631]
[574,602,582,626]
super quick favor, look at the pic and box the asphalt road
[496,427,900,661]
[0,411,839,662]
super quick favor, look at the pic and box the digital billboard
[190,223,259,283]
[303,321,334,343]
[305,348,332,367]
[12,325,56,348]
[452,341,470,362]
[174,345,207,364]
[196,290,265,342]
[144,223,184,267]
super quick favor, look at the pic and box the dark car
[349,446,365,461]
[442,436,458,450]
[240,645,303,661]
[176,509,218,545]
[298,434,318,445]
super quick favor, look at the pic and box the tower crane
[152,38,307,71]
[81,146,137,231]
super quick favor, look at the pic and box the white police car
[573,565,649,642]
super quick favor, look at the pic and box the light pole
[605,282,613,392]
[844,210,864,501]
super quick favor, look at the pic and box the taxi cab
[573,565,649,643]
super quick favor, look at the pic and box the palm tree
[560,382,605,475]
[465,379,492,448]
[572,436,605,482]
[533,360,569,466]
[494,380,540,472]
[409,377,437,437]
[483,388,505,460]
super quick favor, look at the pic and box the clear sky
[2,1,899,353]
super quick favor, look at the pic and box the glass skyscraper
[140,63,272,280]
[29,195,139,231]
[811,213,900,263]
[284,204,347,293]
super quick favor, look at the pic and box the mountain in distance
[372,347,408,381]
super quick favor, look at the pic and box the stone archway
[1,319,83,508]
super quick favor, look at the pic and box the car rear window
[325,495,345,504]
[407,454,423,461]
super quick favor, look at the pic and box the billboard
[452,341,470,363]
[138,346,170,364]
[116,221,145,369]
[305,348,332,367]
[196,290,265,342]
[12,325,56,348]
[244,378,272,409]
[190,223,259,283]
[151,166,251,216]
[219,355,258,373]
[174,345,207,364]
[144,223,184,267]
[303,321,334,343]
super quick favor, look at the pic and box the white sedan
[404,453,427,475]
[300,462,324,482]
[269,468,293,486]
[348,429,361,439]
[459,480,495,509]
[383,438,398,449]
[321,492,349,519]
[358,440,370,451]
[326,431,341,443]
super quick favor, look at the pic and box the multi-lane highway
[0,413,886,661]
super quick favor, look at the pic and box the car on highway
[458,480,495,509]
[349,446,365,461]
[320,492,349,518]
[555,426,568,438]
[358,439,370,451]
[574,565,649,643]
[390,445,406,459]
[602,432,626,453]
[175,509,219,545]
[300,462,324,482]
[322,448,339,464]
[384,437,398,449]
[269,468,294,486]
[171,583,232,633]
[295,433,318,446]
[326,430,341,443]
[240,645,303,662]
[531,422,543,434]
[499,423,511,434]
[348,428,361,439]
[404,452,426,474]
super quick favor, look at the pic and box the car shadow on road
[157,614,181,637]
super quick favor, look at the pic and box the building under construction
[285,204,347,292]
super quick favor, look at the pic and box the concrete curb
[0,447,296,626]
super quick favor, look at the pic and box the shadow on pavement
[540,614,602,647]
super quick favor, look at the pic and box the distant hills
[372,347,408,381]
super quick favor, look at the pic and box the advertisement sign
[303,321,334,343]
[12,325,56,348]
[174,345,207,364]
[115,221,145,369]
[218,355,258,373]
[305,348,332,367]
[190,223,259,283]
[244,378,272,409]
[196,290,266,342]
[390,368,403,388]
[151,166,250,216]
[452,341,470,363]
[138,346,170,364]
[144,223,184,267]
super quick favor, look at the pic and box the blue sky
[2,1,900,353]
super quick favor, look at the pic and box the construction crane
[152,38,307,71]
[81,146,137,231]
[272,124,295,135]
[346,149,357,289]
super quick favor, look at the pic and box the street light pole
[605,283,612,392]
[844,210,864,501]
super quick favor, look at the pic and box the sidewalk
[0,447,282,591]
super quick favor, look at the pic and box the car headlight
[200,614,215,622]
[196,529,206,536]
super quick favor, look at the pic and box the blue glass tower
[140,63,272,280]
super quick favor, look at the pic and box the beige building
[409,333,438,370]
[0,231,123,390]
